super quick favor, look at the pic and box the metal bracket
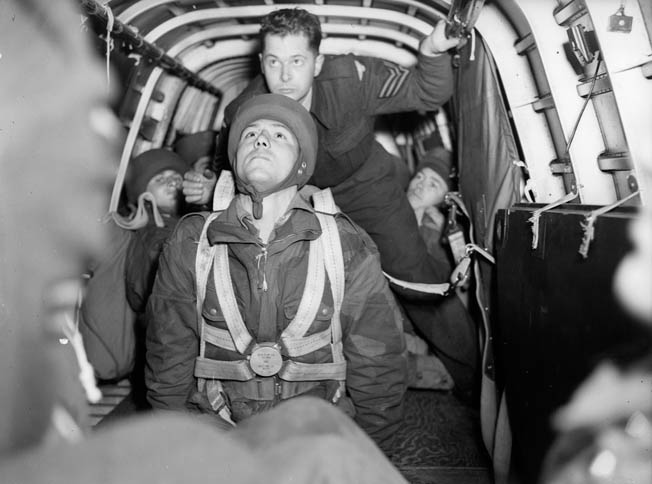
[445,0,486,39]
[553,0,587,26]
[549,158,574,174]
[567,25,599,66]
[577,73,611,97]
[532,94,555,113]
[642,60,652,79]
[597,151,633,171]
[515,33,536,55]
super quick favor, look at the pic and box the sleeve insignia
[354,60,366,81]
[379,61,409,98]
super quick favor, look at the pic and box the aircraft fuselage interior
[2,1,651,483]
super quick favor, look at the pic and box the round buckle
[248,342,283,377]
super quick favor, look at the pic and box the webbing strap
[213,239,329,357]
[213,245,253,354]
[280,237,326,352]
[213,170,235,212]
[223,379,320,401]
[201,321,236,352]
[196,356,346,382]
[382,271,450,295]
[195,356,254,381]
[282,328,332,356]
[313,189,346,392]
[279,360,347,381]
[196,212,221,362]
[195,170,235,385]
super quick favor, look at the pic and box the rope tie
[79,14,89,32]
[513,159,536,203]
[49,279,102,404]
[127,52,142,66]
[100,2,114,90]
[465,243,495,264]
[528,191,577,249]
[109,192,165,230]
[469,29,476,61]
[578,191,639,259]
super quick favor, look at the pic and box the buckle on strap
[248,342,283,377]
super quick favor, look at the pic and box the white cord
[100,2,115,91]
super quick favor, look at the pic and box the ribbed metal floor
[88,379,132,427]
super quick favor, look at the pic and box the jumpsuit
[145,194,407,448]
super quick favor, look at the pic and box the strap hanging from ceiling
[79,0,222,98]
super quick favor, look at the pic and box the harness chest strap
[196,232,345,380]
[210,234,328,357]
[195,355,347,381]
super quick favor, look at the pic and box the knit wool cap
[125,148,188,204]
[173,130,218,165]
[227,93,317,218]
[417,147,453,190]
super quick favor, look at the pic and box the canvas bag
[78,222,136,381]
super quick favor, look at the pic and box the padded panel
[494,205,651,482]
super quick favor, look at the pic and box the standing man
[148,94,407,449]
[183,8,477,400]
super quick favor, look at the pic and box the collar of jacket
[206,192,322,253]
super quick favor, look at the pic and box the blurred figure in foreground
[0,0,119,449]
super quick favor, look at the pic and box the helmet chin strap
[234,147,305,220]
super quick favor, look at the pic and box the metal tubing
[79,0,221,97]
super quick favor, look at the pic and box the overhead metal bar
[79,0,221,98]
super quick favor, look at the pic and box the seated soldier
[145,93,407,450]
[123,149,188,315]
[406,146,479,402]
[407,147,451,235]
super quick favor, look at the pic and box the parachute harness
[383,191,494,296]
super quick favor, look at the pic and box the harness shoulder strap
[213,170,235,212]
[196,171,238,358]
[312,187,345,329]
[311,188,346,397]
